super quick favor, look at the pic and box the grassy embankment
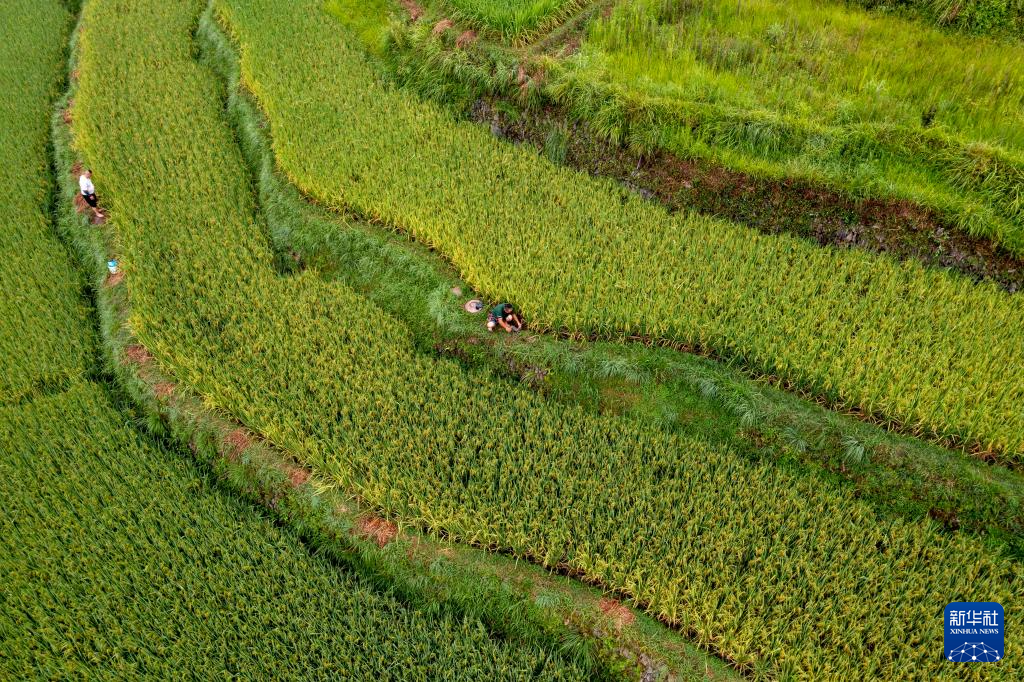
[550,0,1024,252]
[850,0,1024,38]
[434,0,588,42]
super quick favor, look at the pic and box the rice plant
[3,3,587,678]
[0,385,589,680]
[0,0,94,402]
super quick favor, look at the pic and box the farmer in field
[487,302,523,333]
[78,169,104,219]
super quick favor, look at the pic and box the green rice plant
[543,124,570,164]
[0,384,589,680]
[547,0,1024,252]
[68,0,1024,676]
[221,0,1023,455]
[0,0,94,401]
[206,31,1024,560]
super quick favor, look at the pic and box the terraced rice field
[50,0,1024,676]
[0,1,601,678]
[222,0,1024,456]
[0,386,590,680]
[0,0,94,401]
[7,0,1022,678]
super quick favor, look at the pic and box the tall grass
[553,0,1024,250]
[589,0,1024,145]
[436,0,588,41]
[852,0,1024,37]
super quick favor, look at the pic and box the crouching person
[487,302,522,333]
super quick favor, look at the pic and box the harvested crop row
[0,0,94,401]
[72,0,1022,676]
[216,0,1024,456]
[0,383,588,680]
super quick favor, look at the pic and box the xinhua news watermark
[945,602,1004,663]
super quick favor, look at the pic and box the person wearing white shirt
[78,169,104,218]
